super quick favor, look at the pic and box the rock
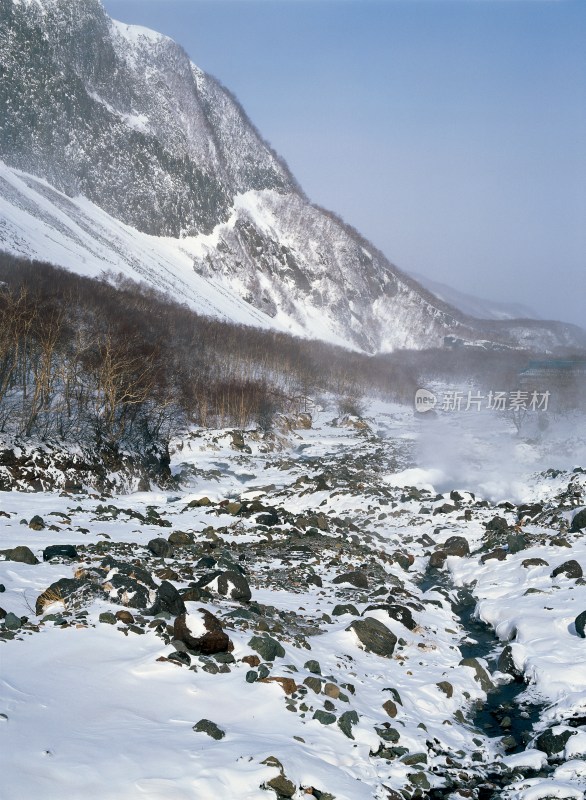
[332,603,359,616]
[174,610,233,655]
[115,610,134,624]
[0,546,39,565]
[304,659,321,674]
[215,571,251,602]
[574,610,586,638]
[522,558,549,568]
[167,531,194,546]
[99,612,116,624]
[303,676,322,694]
[168,651,190,666]
[443,535,470,557]
[149,581,186,616]
[242,654,261,667]
[224,501,242,515]
[0,584,4,592]
[338,710,359,739]
[428,550,447,568]
[259,676,297,694]
[506,533,527,554]
[534,727,575,756]
[346,617,397,657]
[433,503,457,515]
[570,508,586,533]
[551,560,583,580]
[459,658,494,693]
[36,577,97,615]
[180,586,202,602]
[105,573,149,609]
[382,699,398,717]
[436,681,453,698]
[256,512,279,527]
[365,604,416,631]
[485,516,509,533]
[480,548,507,563]
[43,544,78,561]
[248,634,285,661]
[332,570,369,589]
[313,710,336,725]
[266,774,295,798]
[147,538,173,558]
[245,670,258,683]
[28,515,45,530]
[497,645,523,679]
[3,612,21,629]
[192,719,225,740]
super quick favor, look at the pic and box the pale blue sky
[103,0,585,328]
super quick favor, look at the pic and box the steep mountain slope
[0,0,583,353]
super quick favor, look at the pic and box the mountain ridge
[0,0,584,353]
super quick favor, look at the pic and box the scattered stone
[149,581,186,616]
[551,560,583,580]
[3,612,21,630]
[147,538,173,558]
[0,546,39,565]
[522,558,549,568]
[42,544,78,561]
[534,727,575,756]
[28,515,45,530]
[167,531,194,546]
[266,774,295,798]
[382,699,398,717]
[192,719,225,740]
[574,610,586,638]
[338,710,359,739]
[115,610,134,625]
[332,603,359,617]
[570,508,586,533]
[174,610,233,655]
[436,681,453,698]
[497,645,523,679]
[346,617,397,657]
[480,548,507,563]
[248,635,285,661]
[99,612,116,625]
[459,658,494,693]
[241,654,261,668]
[36,577,98,615]
[215,571,251,602]
[313,710,336,725]
[428,550,447,568]
[332,570,369,589]
[304,659,321,674]
[443,536,469,556]
[366,604,416,631]
[304,676,322,694]
[259,676,297,694]
[245,670,258,683]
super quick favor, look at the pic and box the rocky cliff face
[1,0,583,353]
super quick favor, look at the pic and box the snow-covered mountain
[410,271,540,322]
[0,0,584,353]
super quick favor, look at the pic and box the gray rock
[570,508,586,533]
[365,604,416,631]
[304,659,321,674]
[43,544,78,561]
[167,531,194,546]
[346,617,397,657]
[248,634,285,661]
[534,727,575,756]
[497,645,523,679]
[459,657,494,693]
[551,560,583,580]
[148,581,186,616]
[443,536,470,557]
[332,570,369,589]
[574,610,586,638]
[3,612,21,630]
[313,710,336,725]
[147,538,173,558]
[337,710,359,739]
[0,546,39,565]
[192,719,225,740]
[216,571,251,602]
[332,603,359,616]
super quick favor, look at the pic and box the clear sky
[102,0,585,328]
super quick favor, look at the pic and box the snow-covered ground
[1,400,586,799]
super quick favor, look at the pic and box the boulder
[574,610,586,638]
[332,570,369,589]
[149,580,186,616]
[0,546,39,565]
[551,560,583,580]
[570,508,586,533]
[43,544,78,561]
[147,538,173,558]
[534,727,575,756]
[174,610,233,655]
[346,617,397,657]
[443,536,470,557]
[192,719,225,740]
[248,634,285,661]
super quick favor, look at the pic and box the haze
[103,0,586,329]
